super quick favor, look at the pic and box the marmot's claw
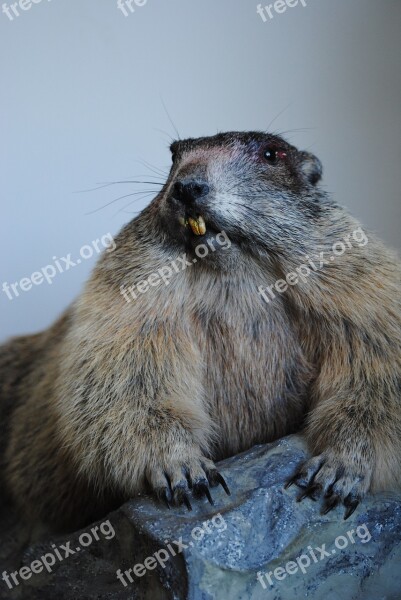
[286,453,368,519]
[284,474,299,490]
[193,479,215,505]
[157,488,172,509]
[182,494,193,511]
[206,469,231,496]
[324,485,335,499]
[296,483,321,502]
[321,494,341,515]
[151,456,230,510]
[343,494,360,520]
[204,486,214,505]
[174,486,193,511]
[216,473,231,496]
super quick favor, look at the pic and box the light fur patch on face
[206,151,246,223]
[167,144,247,225]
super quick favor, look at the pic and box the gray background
[1,0,400,341]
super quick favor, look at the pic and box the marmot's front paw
[147,451,230,510]
[285,451,372,519]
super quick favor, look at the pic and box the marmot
[1,131,400,532]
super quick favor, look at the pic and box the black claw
[162,490,171,509]
[321,495,341,515]
[193,480,214,505]
[296,490,307,502]
[174,487,193,511]
[344,495,360,520]
[215,472,231,496]
[324,484,336,499]
[204,486,214,506]
[156,488,172,509]
[205,469,231,496]
[284,474,299,490]
[344,502,359,520]
[285,472,310,490]
[182,493,193,511]
[296,483,321,502]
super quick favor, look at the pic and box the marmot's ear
[300,152,323,185]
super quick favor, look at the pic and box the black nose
[173,180,210,204]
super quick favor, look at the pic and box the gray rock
[0,435,400,600]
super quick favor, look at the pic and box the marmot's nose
[173,180,210,205]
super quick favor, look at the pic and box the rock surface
[0,435,400,600]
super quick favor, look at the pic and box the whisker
[275,127,316,136]
[76,180,164,193]
[160,95,181,140]
[153,127,176,143]
[266,104,292,131]
[114,192,156,217]
[136,159,169,178]
[85,190,159,215]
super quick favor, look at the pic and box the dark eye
[264,148,286,164]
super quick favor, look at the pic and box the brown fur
[1,131,400,531]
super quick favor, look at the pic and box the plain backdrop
[1,0,400,341]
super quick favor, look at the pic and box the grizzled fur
[1,131,400,531]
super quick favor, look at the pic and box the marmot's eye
[264,149,277,163]
[264,148,286,164]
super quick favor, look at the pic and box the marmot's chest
[198,314,310,459]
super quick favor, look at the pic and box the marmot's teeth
[188,216,206,236]
[178,216,188,227]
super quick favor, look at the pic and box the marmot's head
[155,132,326,267]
